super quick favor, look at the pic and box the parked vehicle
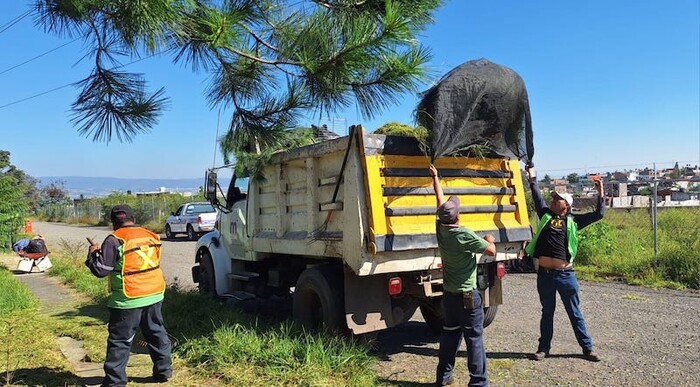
[165,202,217,240]
[192,126,531,334]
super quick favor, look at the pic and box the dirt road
[31,221,198,290]
[31,222,700,386]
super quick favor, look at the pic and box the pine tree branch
[221,45,299,66]
[236,21,280,53]
[312,0,369,9]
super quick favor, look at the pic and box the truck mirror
[205,171,218,203]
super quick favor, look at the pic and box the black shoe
[533,351,548,361]
[435,375,454,386]
[151,374,171,383]
[583,349,601,362]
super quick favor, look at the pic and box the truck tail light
[496,262,506,278]
[388,277,402,295]
[197,216,202,224]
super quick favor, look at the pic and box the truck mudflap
[344,268,394,334]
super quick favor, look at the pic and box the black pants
[103,302,172,387]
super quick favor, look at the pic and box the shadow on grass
[1,367,83,386]
[54,302,110,323]
[160,288,294,341]
[486,351,533,360]
[377,380,435,387]
[372,321,440,360]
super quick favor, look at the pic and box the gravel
[33,222,700,386]
[374,273,700,386]
[31,221,198,290]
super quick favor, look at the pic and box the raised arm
[430,164,445,207]
[575,178,606,229]
[526,165,547,214]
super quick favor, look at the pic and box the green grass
[46,248,379,386]
[179,321,376,386]
[576,207,700,289]
[0,266,81,385]
[0,267,37,317]
[50,239,110,303]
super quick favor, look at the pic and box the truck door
[220,199,248,260]
[173,205,185,232]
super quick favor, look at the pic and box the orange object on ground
[24,219,32,233]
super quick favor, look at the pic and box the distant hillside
[37,176,205,198]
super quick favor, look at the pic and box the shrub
[655,209,700,288]
[576,220,617,266]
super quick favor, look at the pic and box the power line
[0,9,32,35]
[540,160,698,174]
[0,84,73,109]
[0,53,162,110]
[0,38,81,76]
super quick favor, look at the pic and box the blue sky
[1,0,698,180]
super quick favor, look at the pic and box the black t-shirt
[533,213,568,260]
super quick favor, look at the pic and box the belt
[538,266,573,274]
[444,289,476,295]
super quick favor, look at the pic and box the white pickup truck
[165,202,217,240]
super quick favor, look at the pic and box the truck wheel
[165,225,174,240]
[187,225,197,241]
[483,305,498,328]
[293,264,344,332]
[197,252,217,297]
[419,300,444,335]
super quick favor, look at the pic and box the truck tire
[165,225,174,240]
[420,301,499,334]
[197,252,217,297]
[483,305,498,328]
[187,225,197,241]
[419,300,444,335]
[293,264,344,332]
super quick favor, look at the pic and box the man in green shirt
[430,164,496,387]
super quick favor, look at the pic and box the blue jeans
[436,290,488,386]
[103,302,172,386]
[537,269,593,353]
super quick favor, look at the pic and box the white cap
[553,191,573,206]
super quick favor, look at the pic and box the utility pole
[652,163,658,265]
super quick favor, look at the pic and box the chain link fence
[36,193,206,228]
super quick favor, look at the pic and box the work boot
[435,375,454,386]
[583,349,601,362]
[151,374,171,383]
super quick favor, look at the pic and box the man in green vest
[86,204,172,386]
[525,166,605,362]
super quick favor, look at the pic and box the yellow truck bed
[248,126,531,275]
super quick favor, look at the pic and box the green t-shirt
[436,221,489,293]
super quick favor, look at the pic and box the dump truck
[191,126,531,334]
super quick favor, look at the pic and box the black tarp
[416,58,534,163]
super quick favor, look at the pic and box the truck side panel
[248,138,351,258]
[359,132,531,255]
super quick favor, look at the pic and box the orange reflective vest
[111,227,166,299]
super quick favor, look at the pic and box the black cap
[110,204,135,224]
[438,196,460,226]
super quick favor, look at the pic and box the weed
[577,208,700,289]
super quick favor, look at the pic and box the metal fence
[37,194,203,226]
